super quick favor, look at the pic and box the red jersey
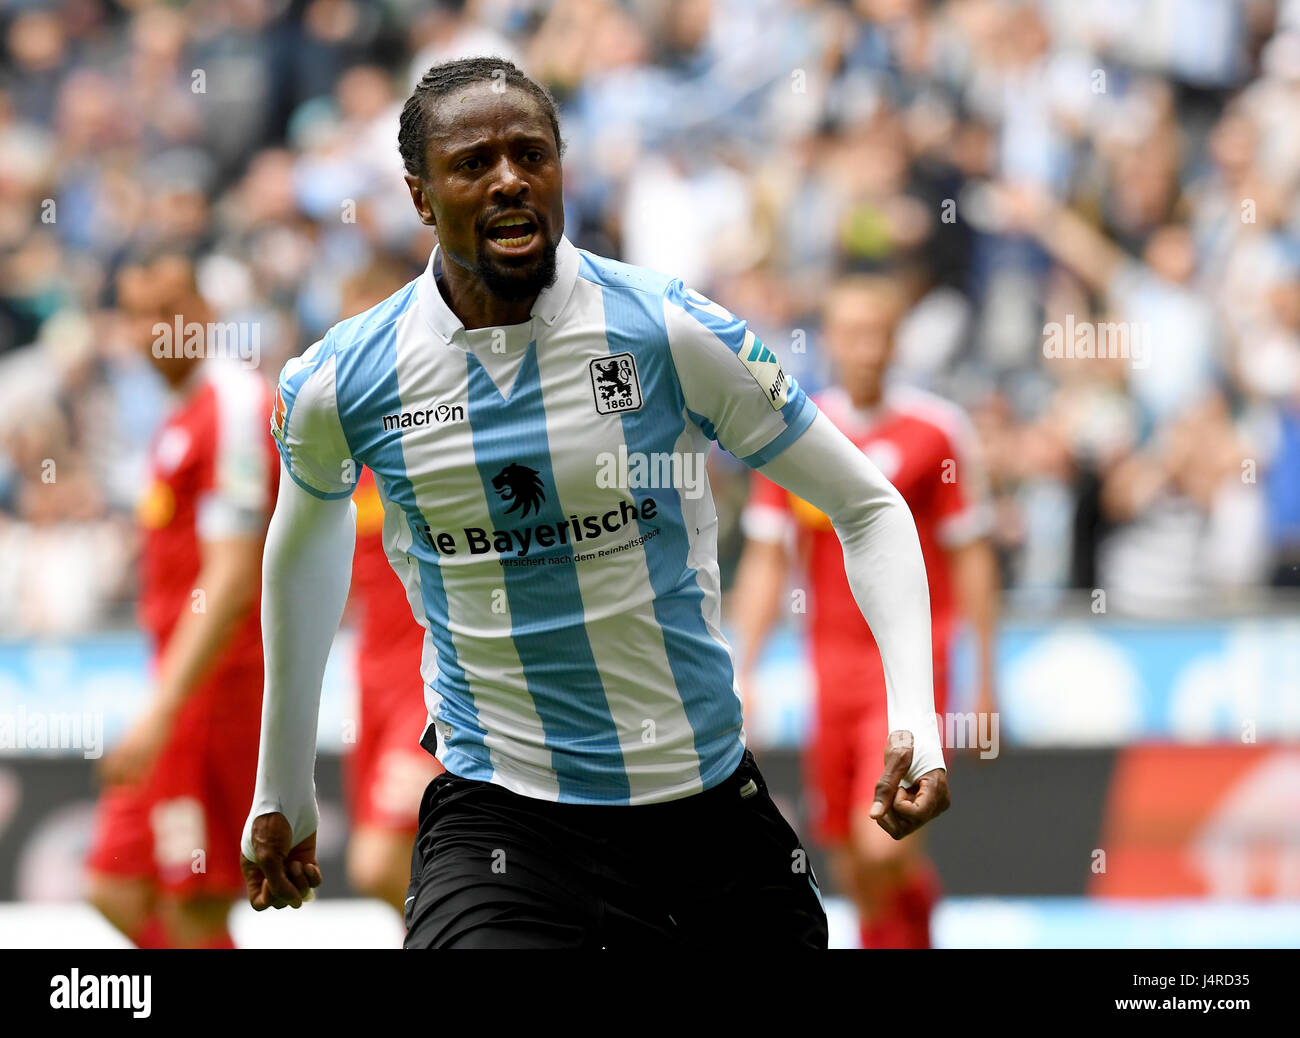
[136,363,279,661]
[744,385,990,699]
[349,468,425,702]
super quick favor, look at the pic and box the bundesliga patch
[271,386,287,442]
[738,330,790,411]
[589,353,642,414]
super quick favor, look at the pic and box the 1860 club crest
[589,353,643,415]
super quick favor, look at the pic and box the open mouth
[484,215,539,251]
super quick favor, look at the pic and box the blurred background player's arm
[99,533,265,787]
[977,181,1126,296]
[948,538,999,720]
[240,467,355,909]
[152,535,264,703]
[731,475,796,737]
[932,407,1001,722]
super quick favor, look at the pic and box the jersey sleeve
[662,280,816,467]
[929,407,994,549]
[270,338,358,500]
[197,369,274,540]
[754,410,945,784]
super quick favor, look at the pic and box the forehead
[827,285,904,325]
[425,81,550,151]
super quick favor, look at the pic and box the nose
[488,153,528,201]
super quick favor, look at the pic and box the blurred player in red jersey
[734,274,999,949]
[338,262,443,913]
[86,252,278,948]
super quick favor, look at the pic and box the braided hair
[399,57,565,181]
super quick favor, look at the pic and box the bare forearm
[153,552,260,712]
[951,539,999,707]
[731,539,789,677]
[1036,202,1125,295]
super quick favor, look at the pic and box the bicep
[662,283,815,464]
[947,537,998,600]
[198,532,264,575]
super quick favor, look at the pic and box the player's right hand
[869,729,951,840]
[241,812,322,910]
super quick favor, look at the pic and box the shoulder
[278,280,419,402]
[573,250,736,330]
[573,252,751,365]
[328,279,420,350]
[324,279,421,372]
[207,359,271,408]
[202,365,274,464]
[574,249,677,299]
[810,386,849,416]
[887,385,979,449]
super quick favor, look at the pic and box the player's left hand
[869,729,951,840]
[99,701,176,787]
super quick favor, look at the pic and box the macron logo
[50,970,151,1018]
[381,403,466,431]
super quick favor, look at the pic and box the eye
[458,156,484,172]
[524,148,544,162]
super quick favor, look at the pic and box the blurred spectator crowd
[1,0,1299,634]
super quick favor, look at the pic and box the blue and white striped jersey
[272,235,816,804]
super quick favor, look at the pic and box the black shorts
[403,749,828,949]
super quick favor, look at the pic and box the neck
[847,386,883,410]
[162,359,202,393]
[438,252,535,329]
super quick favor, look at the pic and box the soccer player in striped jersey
[735,274,999,948]
[240,58,949,948]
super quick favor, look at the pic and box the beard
[475,232,558,302]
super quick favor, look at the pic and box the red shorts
[86,657,263,899]
[345,669,442,833]
[805,655,949,846]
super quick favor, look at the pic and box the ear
[404,174,437,227]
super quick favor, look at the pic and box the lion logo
[491,463,546,518]
[593,359,632,404]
